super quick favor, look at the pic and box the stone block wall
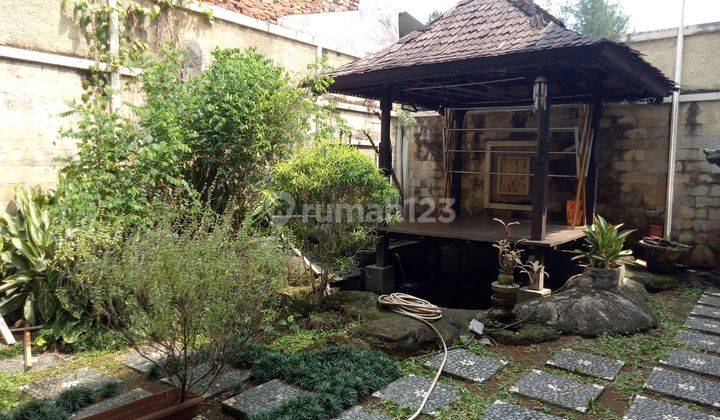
[207,0,360,23]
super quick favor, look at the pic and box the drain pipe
[664,0,686,240]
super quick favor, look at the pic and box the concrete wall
[0,0,386,207]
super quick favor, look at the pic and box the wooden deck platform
[380,215,585,248]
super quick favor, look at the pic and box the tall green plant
[0,186,59,325]
[573,214,634,269]
[560,0,629,38]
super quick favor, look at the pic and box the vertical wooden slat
[531,77,551,240]
[379,90,393,176]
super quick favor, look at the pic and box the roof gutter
[665,0,686,240]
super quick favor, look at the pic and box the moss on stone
[626,269,680,292]
[487,323,560,346]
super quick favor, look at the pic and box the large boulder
[515,277,657,337]
[352,308,478,356]
[625,267,680,292]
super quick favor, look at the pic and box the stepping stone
[0,351,70,376]
[334,406,390,419]
[677,330,720,354]
[161,363,250,398]
[692,305,720,321]
[425,348,507,383]
[644,367,720,409]
[659,348,720,379]
[706,288,720,298]
[18,367,120,399]
[699,295,720,308]
[71,388,152,419]
[685,317,720,336]
[546,349,624,380]
[511,370,603,413]
[372,374,460,416]
[121,348,165,375]
[222,379,308,418]
[483,400,562,420]
[623,394,719,420]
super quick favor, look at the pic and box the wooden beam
[451,110,467,215]
[531,77,551,240]
[585,99,602,218]
[379,90,393,176]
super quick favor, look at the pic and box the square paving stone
[372,374,460,416]
[623,394,719,420]
[546,349,624,380]
[699,295,720,308]
[425,348,507,383]
[0,351,70,376]
[677,330,720,354]
[71,388,152,419]
[161,363,250,398]
[706,288,720,298]
[511,370,604,413]
[660,348,720,379]
[18,367,120,399]
[685,317,720,336]
[121,348,165,375]
[644,367,720,409]
[692,305,720,321]
[334,406,390,420]
[222,379,308,418]
[483,400,562,420]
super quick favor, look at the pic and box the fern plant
[573,214,634,269]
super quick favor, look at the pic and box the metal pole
[665,0,686,240]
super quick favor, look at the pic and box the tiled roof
[331,0,671,96]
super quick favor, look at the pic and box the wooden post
[379,90,393,177]
[585,99,602,219]
[451,110,467,215]
[531,77,551,241]
[23,321,32,372]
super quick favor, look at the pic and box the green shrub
[5,399,67,420]
[83,211,289,401]
[93,380,121,400]
[268,140,400,305]
[55,386,94,413]
[0,186,60,326]
[236,345,401,419]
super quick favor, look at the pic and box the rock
[687,244,716,269]
[515,278,657,337]
[352,308,478,356]
[625,267,680,292]
[323,291,393,322]
[486,323,560,345]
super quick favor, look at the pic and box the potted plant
[520,260,549,290]
[638,236,691,274]
[490,218,524,317]
[82,212,288,418]
[573,214,634,290]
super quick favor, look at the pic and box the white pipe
[108,0,121,113]
[665,0,686,240]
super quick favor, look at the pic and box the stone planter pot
[83,389,202,420]
[638,239,690,274]
[497,271,515,286]
[491,280,519,309]
[584,266,625,291]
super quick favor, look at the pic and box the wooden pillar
[379,91,393,176]
[531,77,551,241]
[451,110,467,215]
[585,99,602,218]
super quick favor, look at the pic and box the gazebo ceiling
[328,0,675,110]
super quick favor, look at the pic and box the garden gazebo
[328,0,674,289]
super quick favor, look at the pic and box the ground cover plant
[0,381,119,420]
[234,344,402,419]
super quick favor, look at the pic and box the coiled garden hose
[377,293,445,420]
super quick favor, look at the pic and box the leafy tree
[560,0,630,38]
[268,140,400,306]
[426,10,443,24]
